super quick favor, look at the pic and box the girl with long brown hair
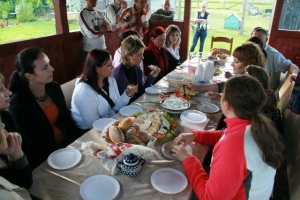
[172,75,284,199]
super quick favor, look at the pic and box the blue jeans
[190,30,207,53]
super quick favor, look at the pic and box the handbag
[196,22,207,32]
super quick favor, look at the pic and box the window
[0,0,57,44]
[278,0,300,30]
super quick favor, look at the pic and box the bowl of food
[161,97,190,118]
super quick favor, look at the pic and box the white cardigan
[71,77,131,129]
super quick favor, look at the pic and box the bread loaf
[118,117,136,131]
[108,124,125,143]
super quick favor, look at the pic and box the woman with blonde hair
[190,1,210,53]
[113,35,160,103]
[165,24,181,69]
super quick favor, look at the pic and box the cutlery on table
[148,160,174,165]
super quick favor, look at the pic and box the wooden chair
[210,36,233,55]
[61,78,77,110]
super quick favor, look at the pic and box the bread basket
[167,72,191,88]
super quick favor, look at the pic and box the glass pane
[278,0,300,30]
[149,0,183,21]
[67,0,85,32]
[0,0,56,44]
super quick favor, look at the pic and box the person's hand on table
[171,144,192,161]
[182,81,198,91]
[207,90,221,101]
[174,133,196,146]
[150,67,161,78]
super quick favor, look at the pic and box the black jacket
[8,82,85,169]
[0,110,33,189]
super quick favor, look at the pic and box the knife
[148,160,175,165]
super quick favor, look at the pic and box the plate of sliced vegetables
[132,110,177,138]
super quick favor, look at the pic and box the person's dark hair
[233,42,265,69]
[223,75,284,169]
[246,65,277,112]
[150,26,165,39]
[247,36,267,58]
[120,30,139,42]
[9,47,42,93]
[79,49,111,94]
[251,27,269,37]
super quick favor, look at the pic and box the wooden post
[240,0,247,36]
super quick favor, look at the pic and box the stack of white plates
[180,110,207,127]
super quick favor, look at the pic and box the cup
[188,52,202,75]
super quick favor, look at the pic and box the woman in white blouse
[71,49,137,129]
[165,25,181,69]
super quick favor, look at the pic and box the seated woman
[0,73,32,192]
[0,121,32,199]
[143,26,173,83]
[112,30,139,68]
[246,65,283,134]
[71,49,137,129]
[113,36,160,103]
[8,47,85,169]
[172,75,284,199]
[184,42,266,93]
[165,25,181,69]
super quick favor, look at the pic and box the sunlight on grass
[0,1,273,53]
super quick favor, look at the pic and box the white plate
[80,175,120,200]
[151,167,188,194]
[119,105,143,116]
[180,110,207,126]
[93,118,116,131]
[145,87,163,94]
[197,102,220,113]
[47,148,82,170]
[161,141,192,160]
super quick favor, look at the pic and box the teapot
[117,153,145,177]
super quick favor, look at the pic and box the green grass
[0,1,272,53]
[0,19,79,44]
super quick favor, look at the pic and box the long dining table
[28,65,226,200]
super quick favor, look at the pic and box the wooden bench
[278,73,300,199]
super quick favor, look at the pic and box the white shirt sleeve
[72,84,102,129]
